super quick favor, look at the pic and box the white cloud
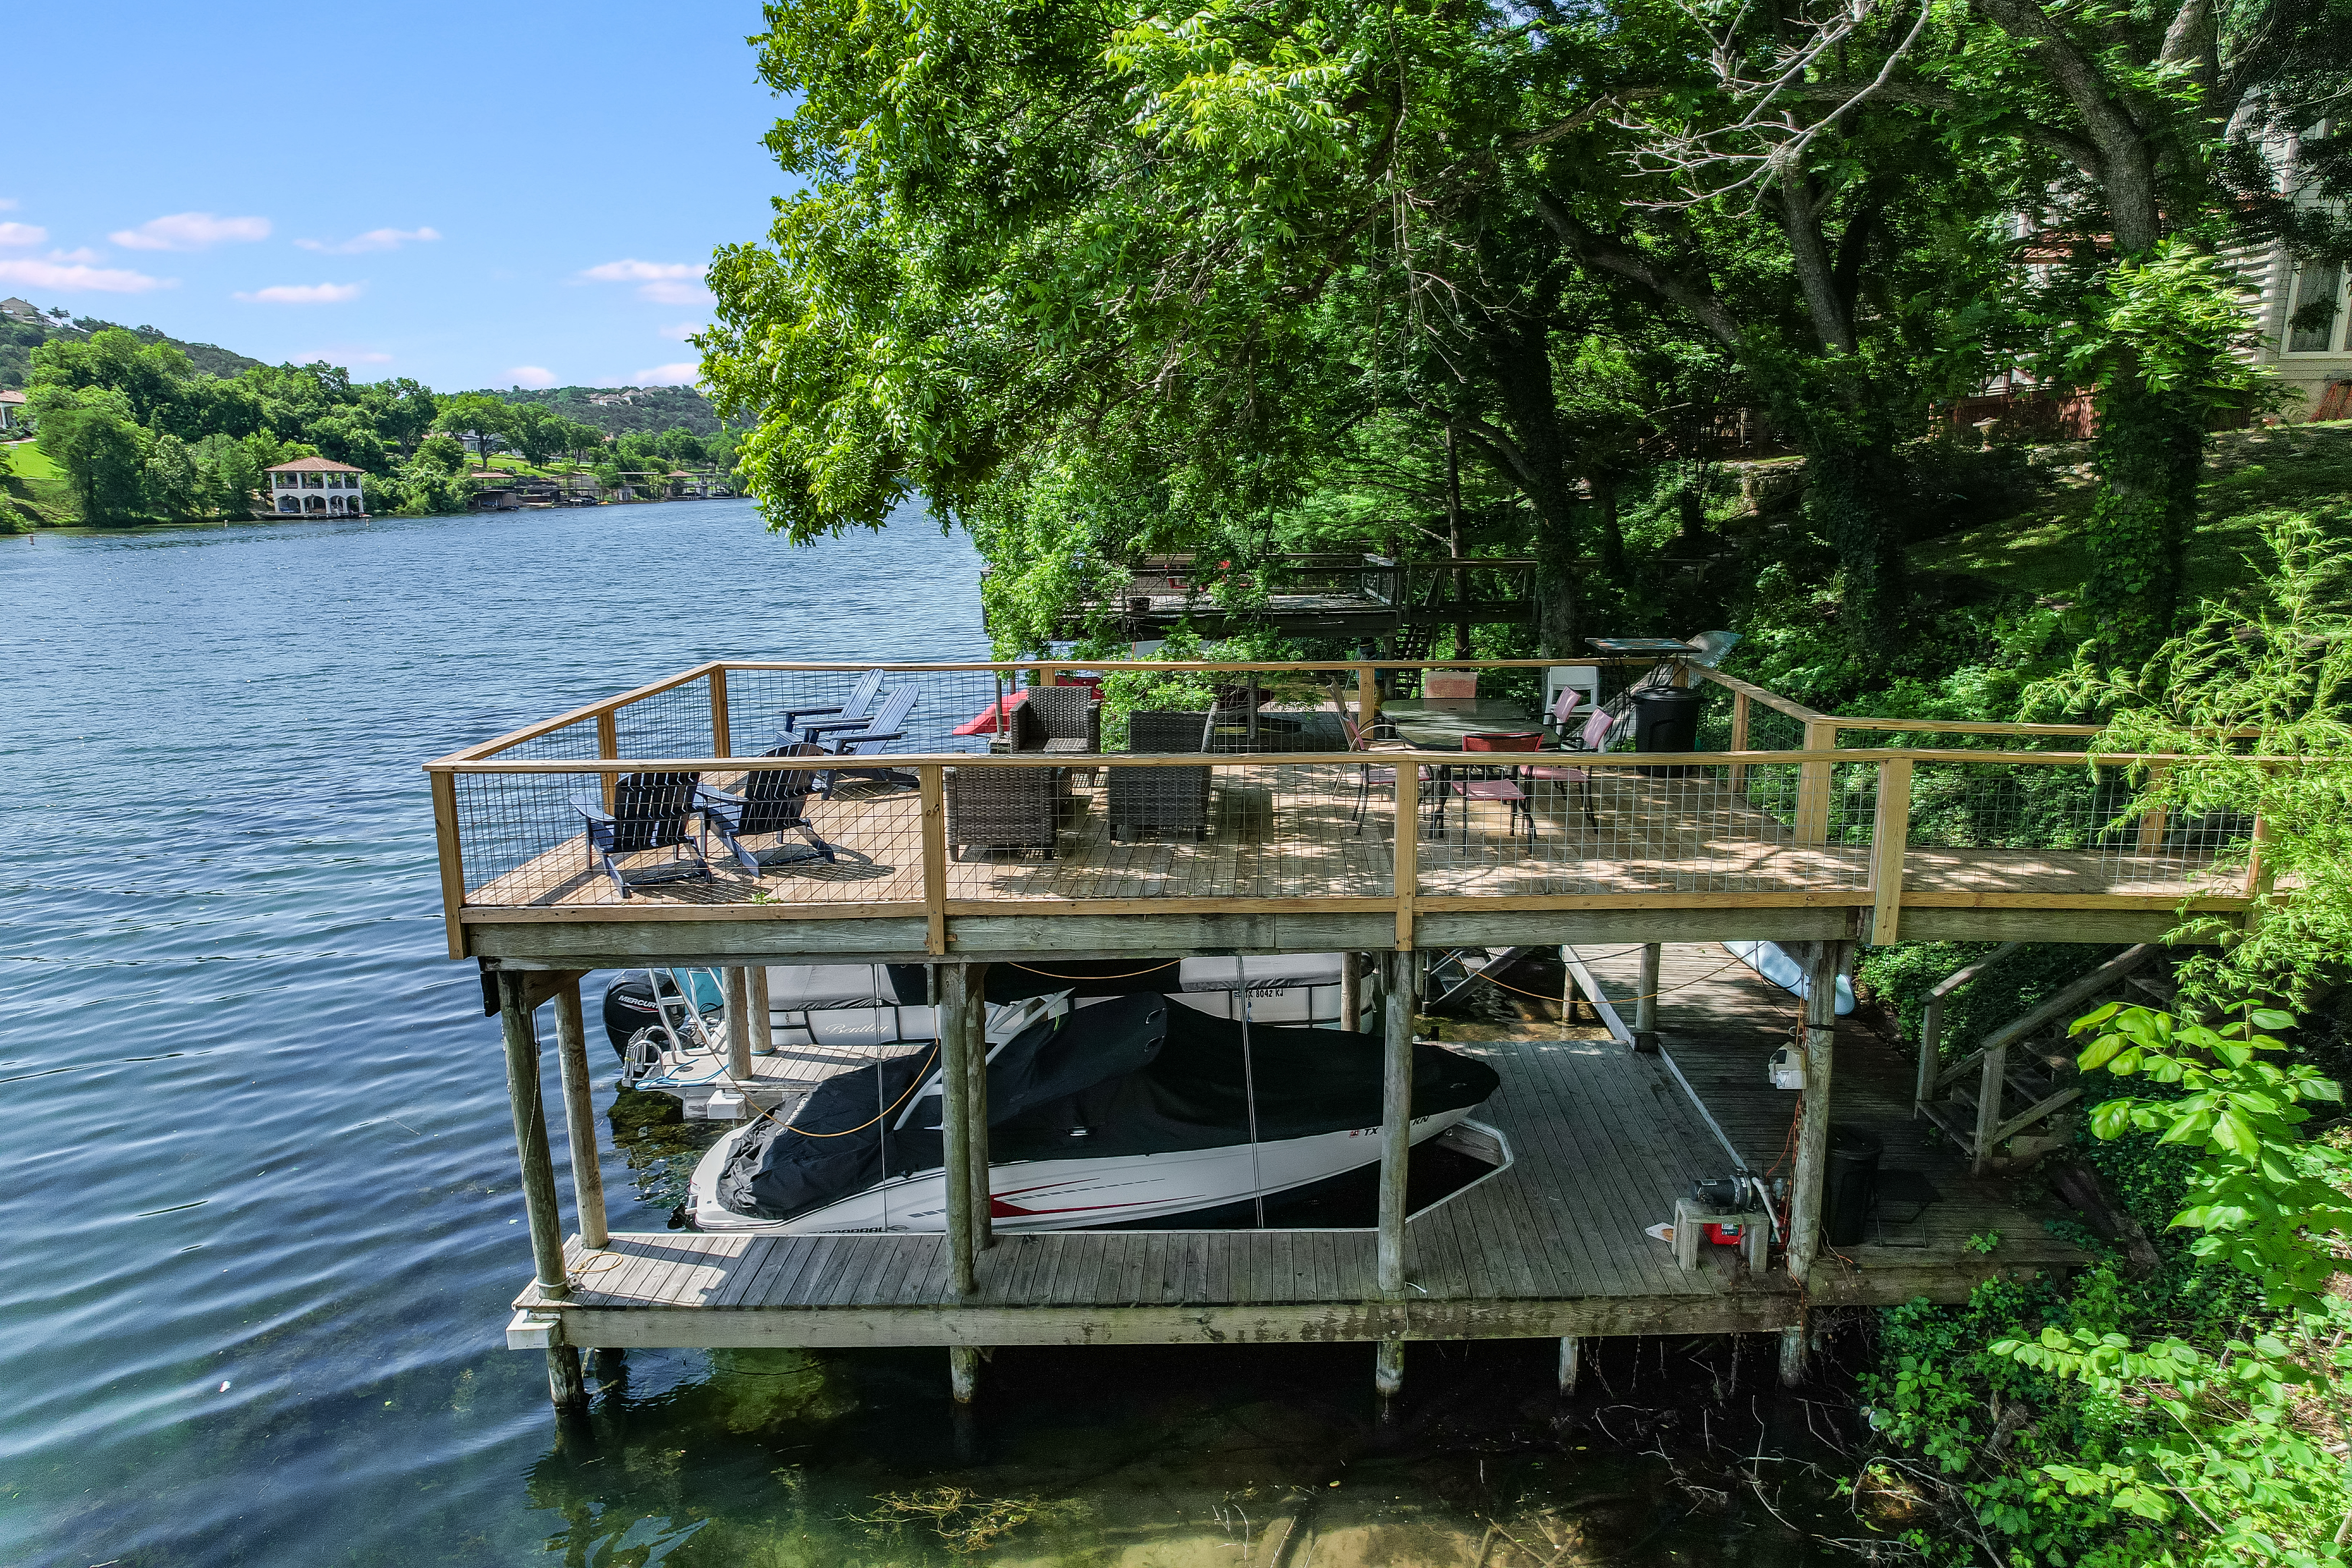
[581,258,712,305]
[581,259,706,283]
[507,365,558,389]
[296,226,442,255]
[0,257,173,294]
[110,212,272,251]
[658,321,705,341]
[47,247,103,264]
[0,197,15,210]
[0,222,48,248]
[632,362,702,387]
[234,281,364,304]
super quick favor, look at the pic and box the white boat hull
[690,1106,1482,1234]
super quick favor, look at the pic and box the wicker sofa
[945,765,1060,860]
[1107,710,1213,842]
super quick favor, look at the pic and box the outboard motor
[603,970,725,1056]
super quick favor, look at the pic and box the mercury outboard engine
[603,970,725,1055]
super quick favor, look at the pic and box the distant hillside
[489,384,724,437]
[0,308,265,389]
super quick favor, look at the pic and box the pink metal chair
[1442,732,1544,847]
[1341,713,1428,835]
[1519,707,1619,830]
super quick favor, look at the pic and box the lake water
[1,502,1834,1567]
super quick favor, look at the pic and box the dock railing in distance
[422,656,2277,964]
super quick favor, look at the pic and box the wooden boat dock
[427,657,2249,1409]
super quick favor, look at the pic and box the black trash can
[1631,688,1707,777]
[1823,1123,1883,1246]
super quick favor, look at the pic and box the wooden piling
[939,966,979,1296]
[747,964,774,1057]
[949,1344,980,1403]
[723,967,754,1084]
[1634,943,1661,1053]
[1377,950,1418,1299]
[965,962,993,1250]
[1374,1338,1405,1400]
[1341,950,1363,1033]
[1783,940,1848,1322]
[497,971,585,1409]
[1779,1321,1807,1388]
[551,977,607,1251]
[1557,1335,1580,1394]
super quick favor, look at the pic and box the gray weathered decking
[518,943,2079,1349]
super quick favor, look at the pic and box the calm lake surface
[1,502,1834,1567]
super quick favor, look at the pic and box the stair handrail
[1942,943,2157,1173]
[1915,942,2024,1116]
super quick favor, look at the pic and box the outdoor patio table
[1381,701,1541,842]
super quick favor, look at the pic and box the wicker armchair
[1010,685,1100,756]
[946,765,1060,860]
[1107,710,1213,842]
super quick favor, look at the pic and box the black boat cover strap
[717,992,1500,1223]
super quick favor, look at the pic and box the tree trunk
[1800,427,1908,660]
[2084,365,2202,665]
[1593,472,1626,582]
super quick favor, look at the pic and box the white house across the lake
[263,456,366,518]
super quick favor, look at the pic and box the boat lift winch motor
[1767,1041,1806,1090]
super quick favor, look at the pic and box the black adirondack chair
[573,771,710,898]
[699,744,838,870]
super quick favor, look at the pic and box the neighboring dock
[432,656,2247,1410]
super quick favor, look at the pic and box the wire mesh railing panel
[1902,760,2245,893]
[1410,757,1876,897]
[943,760,1392,902]
[493,715,603,765]
[454,770,603,899]
[611,674,716,759]
[724,668,1002,760]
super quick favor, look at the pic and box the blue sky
[3,1,792,393]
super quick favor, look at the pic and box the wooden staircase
[1915,944,2165,1172]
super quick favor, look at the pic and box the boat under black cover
[714,993,1500,1226]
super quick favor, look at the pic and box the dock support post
[1634,943,1661,1053]
[1557,1335,1580,1395]
[723,967,754,1085]
[939,966,979,1296]
[747,964,774,1057]
[1780,939,1847,1384]
[1341,950,1363,1033]
[551,976,607,1251]
[948,1345,979,1404]
[497,971,584,1410]
[1779,1323,1807,1388]
[1375,950,1418,1402]
[965,962,993,1250]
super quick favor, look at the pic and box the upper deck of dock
[426,655,2253,967]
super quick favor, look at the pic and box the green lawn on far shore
[3,439,60,479]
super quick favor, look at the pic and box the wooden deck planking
[465,769,2228,917]
[522,975,2086,1345]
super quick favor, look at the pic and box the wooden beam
[966,962,993,1252]
[1378,951,1418,1298]
[1793,721,1838,845]
[1784,942,1846,1286]
[497,974,572,1307]
[747,964,773,1058]
[1341,950,1364,1033]
[919,764,949,956]
[1393,763,1418,950]
[551,977,608,1252]
[1634,943,1661,1053]
[1868,757,1912,946]
[1728,691,1751,793]
[708,666,731,759]
[723,967,754,1085]
[938,965,979,1295]
[595,710,617,811]
[430,770,468,961]
[1357,662,1380,734]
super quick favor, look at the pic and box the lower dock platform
[514,945,2082,1351]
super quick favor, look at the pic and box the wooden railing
[423,657,2271,962]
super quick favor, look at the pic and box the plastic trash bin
[1823,1123,1883,1246]
[1631,688,1706,777]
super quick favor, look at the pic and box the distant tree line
[17,329,735,524]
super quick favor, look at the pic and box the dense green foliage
[0,308,263,391]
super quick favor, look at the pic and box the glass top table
[1379,700,1545,749]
